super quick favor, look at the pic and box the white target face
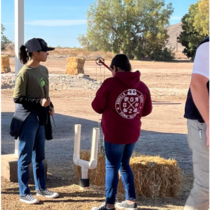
[115,89,144,119]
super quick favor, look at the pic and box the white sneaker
[20,194,39,204]
[92,202,116,210]
[36,189,59,198]
[116,201,138,210]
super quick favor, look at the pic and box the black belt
[198,119,205,123]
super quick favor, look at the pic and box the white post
[14,0,24,156]
[73,124,100,187]
[89,128,99,169]
[73,124,81,161]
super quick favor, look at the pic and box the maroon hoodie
[92,71,152,144]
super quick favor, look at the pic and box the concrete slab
[1,154,47,182]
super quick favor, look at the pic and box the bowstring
[96,59,105,156]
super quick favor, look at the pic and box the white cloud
[170,16,182,20]
[25,19,87,26]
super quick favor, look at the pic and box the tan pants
[184,119,209,210]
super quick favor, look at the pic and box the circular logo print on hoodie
[115,89,144,119]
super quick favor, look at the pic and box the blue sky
[1,0,198,48]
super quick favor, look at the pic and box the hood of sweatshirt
[114,71,141,89]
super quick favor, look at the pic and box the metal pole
[100,65,101,82]
[14,0,24,156]
[96,64,97,81]
[15,0,24,78]
[103,66,105,81]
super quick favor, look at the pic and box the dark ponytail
[110,54,131,72]
[19,45,31,64]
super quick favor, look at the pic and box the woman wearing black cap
[10,38,59,204]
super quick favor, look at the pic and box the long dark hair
[110,54,131,72]
[19,45,32,64]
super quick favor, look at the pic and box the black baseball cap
[25,38,55,52]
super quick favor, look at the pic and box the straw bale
[1,67,11,73]
[66,57,85,75]
[1,55,10,68]
[118,154,182,198]
[74,150,182,198]
[74,150,106,186]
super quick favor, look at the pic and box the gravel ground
[1,60,195,209]
[1,73,102,90]
[1,96,193,210]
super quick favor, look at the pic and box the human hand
[40,98,51,107]
[49,107,54,116]
[206,125,209,146]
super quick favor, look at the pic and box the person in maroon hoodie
[91,54,152,210]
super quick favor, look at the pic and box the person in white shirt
[184,37,209,210]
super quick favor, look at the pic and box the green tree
[79,0,174,60]
[77,34,98,51]
[178,2,208,60]
[194,0,209,36]
[1,24,12,50]
[1,24,5,35]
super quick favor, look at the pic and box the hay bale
[74,150,182,198]
[74,150,106,186]
[1,55,10,67]
[1,67,11,73]
[66,57,85,75]
[118,154,182,198]
[1,55,11,73]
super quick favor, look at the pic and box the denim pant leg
[32,125,46,191]
[105,141,125,204]
[119,143,136,200]
[18,112,39,196]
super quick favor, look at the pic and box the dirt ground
[1,58,195,210]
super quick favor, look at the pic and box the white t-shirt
[192,42,209,79]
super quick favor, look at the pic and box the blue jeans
[105,141,136,204]
[18,112,46,196]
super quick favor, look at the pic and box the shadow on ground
[2,175,190,209]
[1,112,192,209]
[1,111,193,175]
[1,111,192,172]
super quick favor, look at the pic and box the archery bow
[95,57,111,71]
[95,57,112,155]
